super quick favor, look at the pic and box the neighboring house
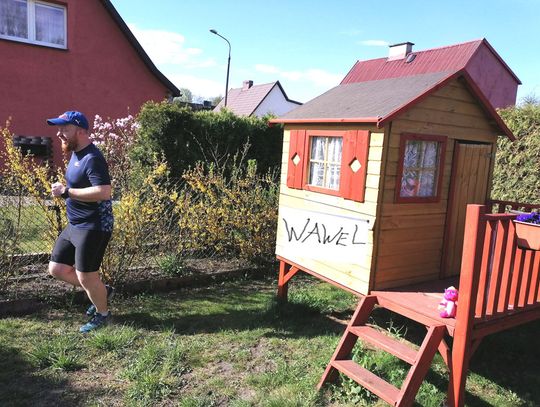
[214,80,302,117]
[342,38,521,109]
[271,38,518,295]
[0,0,180,167]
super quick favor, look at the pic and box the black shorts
[51,224,112,272]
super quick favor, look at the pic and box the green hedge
[492,102,540,204]
[132,101,283,177]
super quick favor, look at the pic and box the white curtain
[309,136,343,190]
[0,0,27,39]
[35,2,64,45]
[400,140,439,197]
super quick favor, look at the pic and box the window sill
[303,184,341,197]
[0,35,67,50]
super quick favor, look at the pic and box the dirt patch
[0,258,274,315]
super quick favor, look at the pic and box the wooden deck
[278,200,540,406]
[372,277,459,336]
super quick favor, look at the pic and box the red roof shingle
[342,39,520,85]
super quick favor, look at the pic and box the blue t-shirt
[65,143,114,232]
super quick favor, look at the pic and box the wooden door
[441,142,493,277]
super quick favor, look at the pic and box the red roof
[342,39,520,86]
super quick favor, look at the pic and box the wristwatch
[61,187,70,199]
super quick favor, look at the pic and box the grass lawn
[1,275,539,406]
[0,203,55,254]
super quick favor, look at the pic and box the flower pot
[514,221,540,250]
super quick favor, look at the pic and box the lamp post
[209,29,231,107]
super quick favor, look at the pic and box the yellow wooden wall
[276,124,385,294]
[372,78,502,289]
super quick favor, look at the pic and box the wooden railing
[450,203,540,407]
[458,204,540,328]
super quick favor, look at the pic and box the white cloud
[128,24,215,68]
[304,69,343,87]
[281,70,304,81]
[167,73,224,99]
[358,39,389,47]
[255,64,341,88]
[255,64,280,74]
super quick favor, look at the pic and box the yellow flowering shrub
[0,126,66,233]
[175,159,278,264]
[1,124,66,289]
[100,161,179,284]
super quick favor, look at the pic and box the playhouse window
[308,136,343,190]
[287,129,370,202]
[396,133,447,203]
[0,0,67,49]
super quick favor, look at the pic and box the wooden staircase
[318,295,446,406]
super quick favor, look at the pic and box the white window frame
[0,0,67,49]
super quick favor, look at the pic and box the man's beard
[61,139,78,154]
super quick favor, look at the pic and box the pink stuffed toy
[439,286,458,318]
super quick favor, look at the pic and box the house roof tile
[277,72,451,121]
[215,82,277,116]
[272,70,514,140]
[214,81,301,116]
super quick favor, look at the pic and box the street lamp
[209,29,231,107]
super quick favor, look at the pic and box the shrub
[0,125,66,238]
[133,101,283,178]
[100,160,180,285]
[0,124,66,290]
[493,102,540,204]
[174,156,278,264]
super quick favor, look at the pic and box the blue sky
[110,0,540,104]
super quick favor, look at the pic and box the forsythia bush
[101,161,178,284]
[0,124,66,290]
[1,111,280,289]
[0,125,66,247]
[175,158,278,264]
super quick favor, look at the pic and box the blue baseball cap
[47,111,89,130]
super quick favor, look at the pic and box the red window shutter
[287,130,306,189]
[340,130,370,202]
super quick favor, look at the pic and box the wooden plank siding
[373,78,501,289]
[276,125,385,295]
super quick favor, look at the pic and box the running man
[47,111,114,333]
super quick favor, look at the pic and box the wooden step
[349,325,418,365]
[332,359,400,405]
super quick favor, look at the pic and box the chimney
[387,42,414,61]
[242,80,254,90]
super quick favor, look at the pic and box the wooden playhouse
[271,39,540,406]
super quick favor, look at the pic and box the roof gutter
[100,0,181,97]
[269,117,381,125]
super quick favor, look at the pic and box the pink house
[0,0,180,167]
[214,80,301,117]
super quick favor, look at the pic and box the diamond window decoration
[350,158,361,173]
[292,153,301,166]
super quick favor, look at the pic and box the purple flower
[516,211,540,225]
